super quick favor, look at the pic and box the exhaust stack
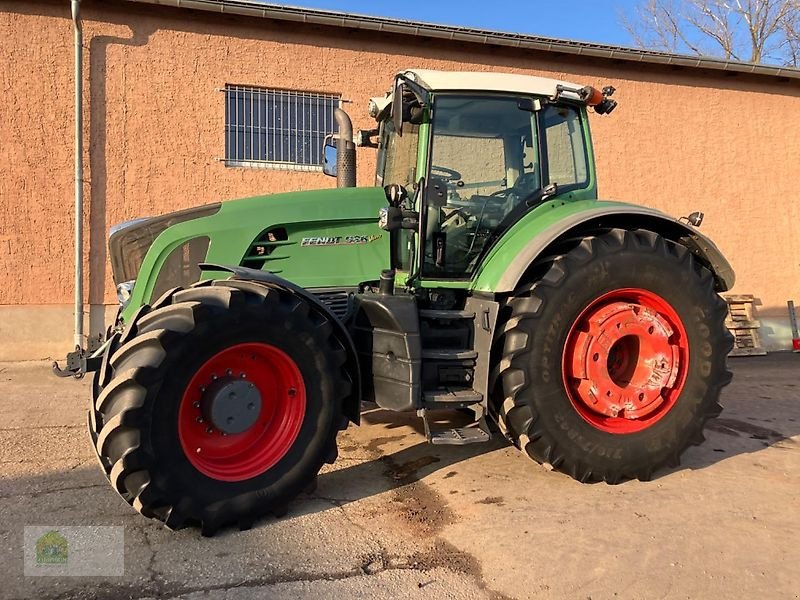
[334,108,356,188]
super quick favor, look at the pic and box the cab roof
[404,69,584,98]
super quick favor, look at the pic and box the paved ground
[0,355,798,600]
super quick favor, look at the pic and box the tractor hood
[114,186,389,323]
[218,185,387,223]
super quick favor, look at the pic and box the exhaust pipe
[334,108,356,188]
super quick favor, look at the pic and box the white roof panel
[404,69,584,98]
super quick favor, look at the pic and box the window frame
[222,84,341,171]
[538,101,591,194]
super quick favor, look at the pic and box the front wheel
[493,229,733,483]
[91,280,350,534]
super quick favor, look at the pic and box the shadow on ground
[675,353,799,471]
[1,354,797,531]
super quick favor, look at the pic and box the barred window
[224,85,340,169]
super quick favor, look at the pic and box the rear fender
[200,263,362,424]
[485,205,735,294]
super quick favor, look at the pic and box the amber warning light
[580,85,618,115]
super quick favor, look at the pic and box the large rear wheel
[90,280,350,534]
[493,229,733,483]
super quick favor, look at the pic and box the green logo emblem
[35,530,68,565]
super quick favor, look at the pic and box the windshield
[376,120,419,189]
[422,95,589,278]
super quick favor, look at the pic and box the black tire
[492,229,733,483]
[91,280,350,534]
[89,291,181,473]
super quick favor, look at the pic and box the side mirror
[391,75,429,138]
[392,80,404,137]
[322,135,337,178]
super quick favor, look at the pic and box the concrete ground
[0,355,798,600]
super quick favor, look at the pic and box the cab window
[542,105,588,188]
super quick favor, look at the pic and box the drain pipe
[71,0,84,349]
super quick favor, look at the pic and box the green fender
[471,199,735,294]
[200,264,363,425]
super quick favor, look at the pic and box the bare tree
[784,0,800,65]
[622,0,800,66]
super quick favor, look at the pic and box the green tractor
[66,70,734,534]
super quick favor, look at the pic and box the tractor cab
[329,69,615,285]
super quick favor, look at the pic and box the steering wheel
[431,165,463,182]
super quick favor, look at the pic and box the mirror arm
[357,128,379,148]
[396,74,430,104]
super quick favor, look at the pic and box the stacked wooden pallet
[724,295,767,356]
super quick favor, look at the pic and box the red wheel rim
[178,342,306,481]
[562,288,689,434]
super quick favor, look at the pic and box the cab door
[421,94,541,279]
[420,96,593,282]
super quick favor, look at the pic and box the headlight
[116,280,135,308]
[368,95,392,120]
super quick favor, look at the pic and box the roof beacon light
[582,85,617,115]
[553,84,617,115]
[582,86,605,106]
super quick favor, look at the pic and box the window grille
[224,85,340,169]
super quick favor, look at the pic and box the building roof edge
[124,0,800,82]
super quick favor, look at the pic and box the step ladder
[416,308,491,445]
[419,407,491,445]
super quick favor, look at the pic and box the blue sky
[271,0,642,46]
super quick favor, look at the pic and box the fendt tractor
[56,70,734,535]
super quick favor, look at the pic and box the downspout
[71,0,84,349]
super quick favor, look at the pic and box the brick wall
[1,0,798,356]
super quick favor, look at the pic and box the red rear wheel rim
[562,288,689,434]
[178,342,306,481]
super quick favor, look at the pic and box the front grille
[309,288,356,322]
[109,224,155,285]
[109,203,220,285]
[150,237,210,302]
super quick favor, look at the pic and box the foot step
[421,349,478,360]
[418,408,491,446]
[429,426,491,446]
[419,309,475,320]
[423,388,482,408]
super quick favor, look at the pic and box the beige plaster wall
[1,0,798,356]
